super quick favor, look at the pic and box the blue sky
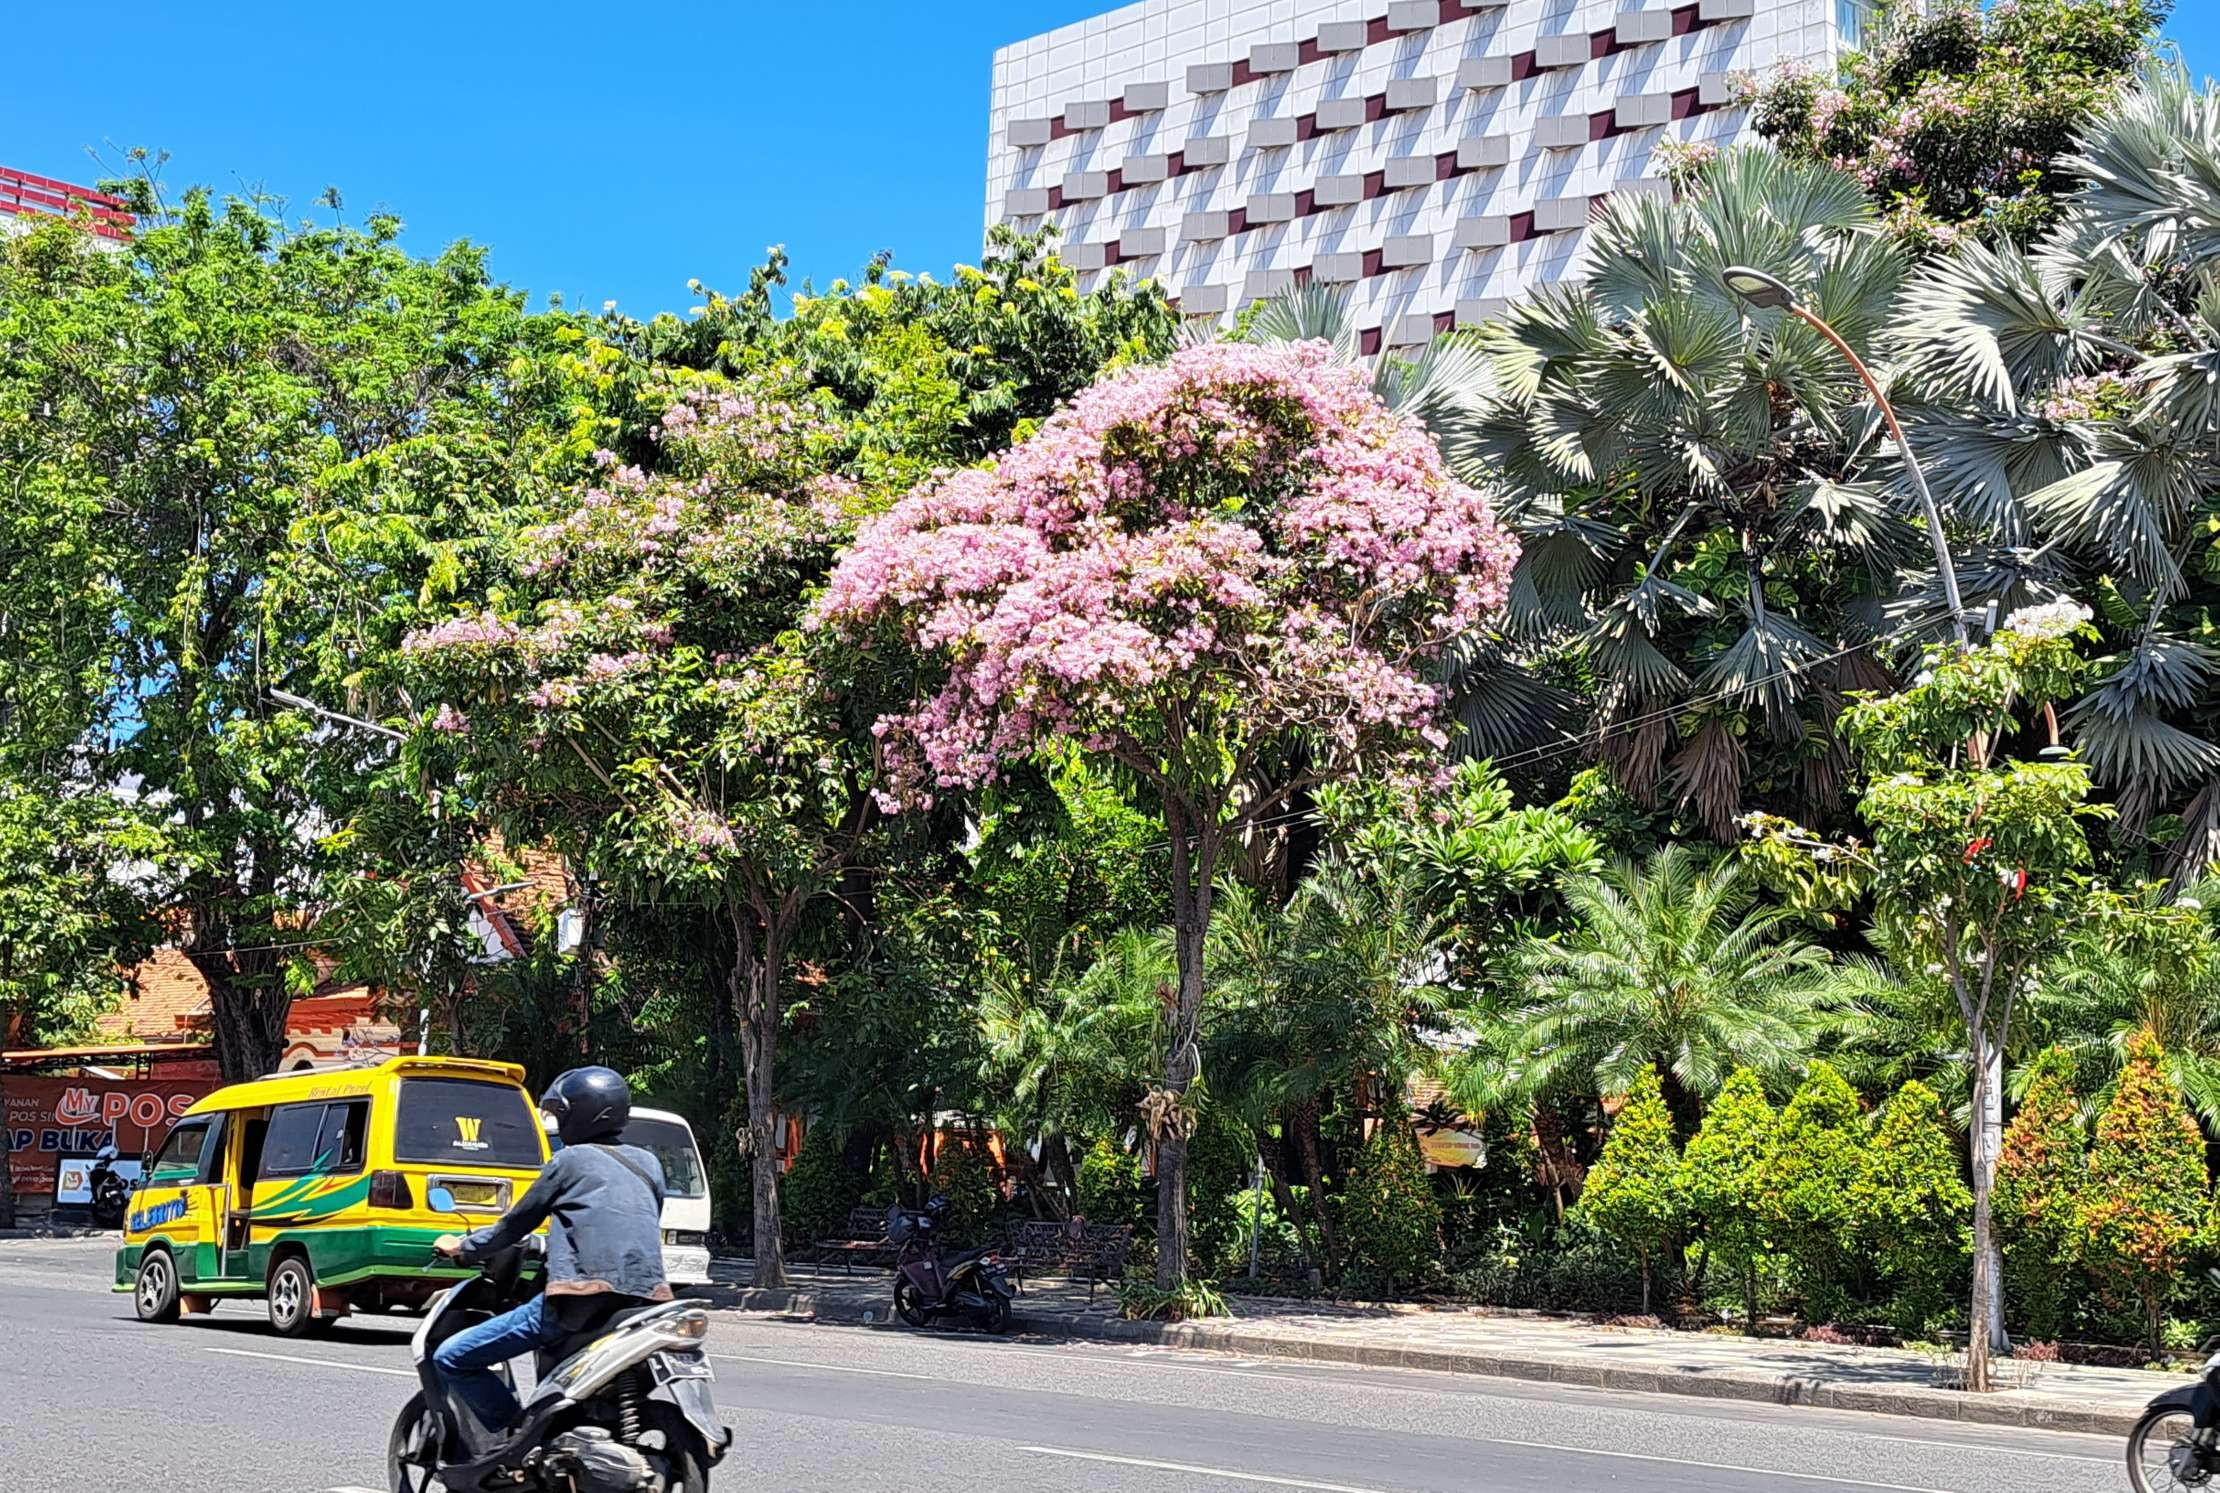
[2,1,2213,319]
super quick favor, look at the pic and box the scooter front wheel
[387,1392,449,1493]
[893,1279,931,1329]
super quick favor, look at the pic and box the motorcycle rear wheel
[386,1393,448,1493]
[893,1279,930,1329]
[2129,1407,2211,1493]
[644,1404,711,1493]
[981,1294,1012,1335]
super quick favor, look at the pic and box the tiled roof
[97,948,212,1041]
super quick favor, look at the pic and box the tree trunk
[1288,1098,1340,1267]
[1964,1032,1997,1393]
[1155,797,1217,1289]
[206,971,290,1081]
[729,903,787,1289]
[1978,1041,2010,1356]
[1743,1260,1757,1334]
[1640,1254,1652,1316]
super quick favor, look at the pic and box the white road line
[323,1486,388,1491]
[1020,1446,1394,1492]
[203,1346,413,1377]
[1484,1436,1954,1493]
[709,1351,936,1382]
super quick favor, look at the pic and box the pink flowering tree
[399,374,875,1286]
[816,341,1519,1285]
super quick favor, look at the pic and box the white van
[544,1105,713,1287]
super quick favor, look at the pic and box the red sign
[4,1077,218,1194]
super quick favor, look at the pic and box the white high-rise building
[986,0,1855,352]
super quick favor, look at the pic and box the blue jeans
[433,1293,559,1435]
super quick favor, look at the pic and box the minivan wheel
[135,1248,181,1324]
[267,1254,321,1338]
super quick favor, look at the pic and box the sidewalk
[700,1258,2177,1435]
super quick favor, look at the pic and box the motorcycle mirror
[426,1186,458,1214]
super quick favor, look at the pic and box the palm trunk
[1289,1098,1340,1267]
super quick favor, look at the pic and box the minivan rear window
[623,1115,707,1199]
[394,1079,543,1169]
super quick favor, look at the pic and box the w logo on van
[453,1115,488,1151]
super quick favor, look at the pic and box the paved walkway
[699,1257,2182,1435]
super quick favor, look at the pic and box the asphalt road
[1,1237,2131,1493]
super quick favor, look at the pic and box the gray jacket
[459,1141,672,1302]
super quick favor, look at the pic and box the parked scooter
[886,1196,1015,1334]
[388,1186,730,1493]
[2127,1337,2220,1493]
[87,1145,131,1231]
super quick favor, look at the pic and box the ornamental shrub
[1682,1069,1778,1328]
[779,1136,862,1247]
[1764,1064,1869,1325]
[1076,1137,1147,1230]
[1856,1080,1971,1336]
[1994,1046,2086,1340]
[1340,1123,1444,1294]
[2077,1031,2210,1355]
[927,1139,1002,1245]
[1572,1067,1685,1313]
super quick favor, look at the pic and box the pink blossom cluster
[402,611,523,655]
[815,341,1518,807]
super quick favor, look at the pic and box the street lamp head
[1721,265,1796,311]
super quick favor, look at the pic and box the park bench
[814,1205,892,1273]
[1007,1219,1133,1302]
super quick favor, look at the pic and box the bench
[1007,1220,1134,1302]
[814,1205,892,1273]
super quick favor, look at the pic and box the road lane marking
[204,1346,413,1377]
[710,1351,935,1382]
[1020,1447,1394,1492]
[1483,1437,1953,1492]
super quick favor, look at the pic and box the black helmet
[541,1066,631,1146]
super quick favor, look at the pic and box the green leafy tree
[1075,1137,1147,1229]
[2077,1031,2209,1355]
[1338,1123,1444,1294]
[1681,1068,1780,1329]
[1747,0,2171,247]
[779,1137,864,1249]
[1467,846,1854,1130]
[1856,1080,1972,1336]
[1993,1046,2086,1340]
[1571,1067,1686,1312]
[1749,615,2106,1387]
[1762,1062,1869,1325]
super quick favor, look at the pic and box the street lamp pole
[1720,266,1970,649]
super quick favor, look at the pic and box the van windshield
[395,1079,543,1169]
[623,1115,707,1199]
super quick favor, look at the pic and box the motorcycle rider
[431,1066,670,1446]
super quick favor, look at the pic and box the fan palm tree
[1451,149,1930,836]
[1889,64,2220,854]
[1459,844,1856,1131]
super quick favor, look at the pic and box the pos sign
[5,1078,216,1194]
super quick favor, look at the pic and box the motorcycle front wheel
[387,1393,448,1493]
[2129,1406,2211,1493]
[893,1279,930,1329]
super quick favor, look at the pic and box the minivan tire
[134,1248,182,1324]
[267,1253,323,1338]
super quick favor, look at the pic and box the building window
[1836,0,1870,50]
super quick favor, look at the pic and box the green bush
[1448,1218,1652,1314]
[1764,1063,1869,1325]
[927,1140,1001,1244]
[1076,1137,1147,1229]
[1856,1080,1971,1336]
[1682,1068,1778,1327]
[1338,1123,1444,1293]
[1572,1066,1685,1313]
[779,1136,862,1247]
[1185,1116,1256,1276]
[1994,1047,2086,1340]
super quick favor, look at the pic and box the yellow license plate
[445,1181,502,1207]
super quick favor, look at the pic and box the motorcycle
[387,1186,730,1493]
[886,1196,1015,1335]
[2128,1338,2220,1493]
[87,1145,131,1231]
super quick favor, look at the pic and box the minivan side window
[312,1101,369,1175]
[196,1113,229,1185]
[147,1119,210,1186]
[259,1104,329,1179]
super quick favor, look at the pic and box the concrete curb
[0,1226,108,1240]
[739,1289,2149,1437]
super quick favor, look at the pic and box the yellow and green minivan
[114,1055,549,1336]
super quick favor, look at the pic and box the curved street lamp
[1721,265,1970,649]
